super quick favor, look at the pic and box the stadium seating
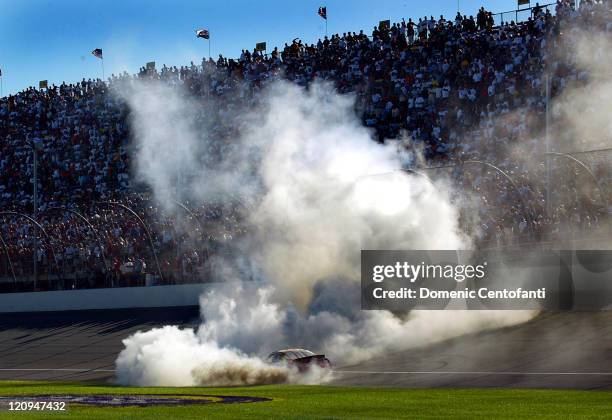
[0,0,609,291]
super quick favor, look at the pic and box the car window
[267,352,283,362]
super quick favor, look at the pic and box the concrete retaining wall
[0,283,220,313]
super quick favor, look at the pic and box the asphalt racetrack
[0,308,611,389]
[0,307,200,382]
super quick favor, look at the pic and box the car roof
[277,348,315,354]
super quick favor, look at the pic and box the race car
[267,348,331,372]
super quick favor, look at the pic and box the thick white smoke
[118,82,205,209]
[116,286,334,386]
[115,79,535,386]
[115,325,289,387]
[242,83,466,305]
[195,283,534,366]
[552,30,612,151]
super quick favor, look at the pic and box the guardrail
[492,2,557,26]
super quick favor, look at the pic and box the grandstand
[0,0,610,295]
[1,3,612,411]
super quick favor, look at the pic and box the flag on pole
[517,0,530,5]
[92,48,103,59]
[318,6,327,20]
[39,80,48,89]
[255,42,267,52]
[196,29,210,39]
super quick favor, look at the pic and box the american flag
[318,6,327,20]
[91,48,103,59]
[196,29,210,39]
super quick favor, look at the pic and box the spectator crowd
[0,0,610,291]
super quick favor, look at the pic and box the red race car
[267,348,331,372]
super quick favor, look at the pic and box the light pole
[545,73,551,220]
[29,137,43,289]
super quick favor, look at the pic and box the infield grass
[0,381,610,419]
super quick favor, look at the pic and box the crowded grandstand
[0,0,610,292]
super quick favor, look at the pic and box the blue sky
[0,0,540,96]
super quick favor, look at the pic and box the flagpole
[325,7,328,38]
[208,39,211,59]
[101,58,105,81]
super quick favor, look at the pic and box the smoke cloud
[551,30,612,152]
[115,322,332,387]
[114,78,535,387]
[116,325,289,387]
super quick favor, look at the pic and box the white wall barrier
[0,283,221,313]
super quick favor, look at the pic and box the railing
[492,2,558,26]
